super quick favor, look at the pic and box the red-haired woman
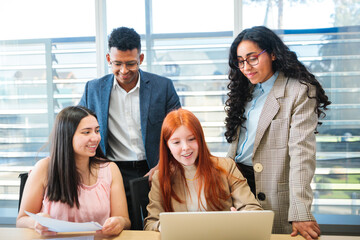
[144,109,262,231]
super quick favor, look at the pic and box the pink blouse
[41,163,112,225]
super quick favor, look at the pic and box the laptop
[160,210,274,240]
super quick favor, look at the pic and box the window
[278,27,360,233]
[0,0,359,231]
[0,0,96,225]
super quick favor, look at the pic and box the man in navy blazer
[79,27,181,228]
[79,69,180,168]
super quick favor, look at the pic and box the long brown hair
[158,108,229,212]
[46,106,107,208]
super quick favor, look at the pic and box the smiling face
[106,47,144,92]
[167,125,199,166]
[72,115,101,161]
[237,40,276,84]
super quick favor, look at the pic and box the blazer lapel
[227,127,241,159]
[139,69,151,145]
[100,75,114,150]
[253,73,287,154]
[171,170,188,212]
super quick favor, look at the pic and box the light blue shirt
[235,71,279,166]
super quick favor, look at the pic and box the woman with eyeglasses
[225,26,330,240]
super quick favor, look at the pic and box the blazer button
[258,192,266,201]
[254,163,263,172]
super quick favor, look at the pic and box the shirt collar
[112,73,141,92]
[256,71,279,93]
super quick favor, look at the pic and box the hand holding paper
[25,211,102,233]
[33,212,57,236]
[98,217,126,236]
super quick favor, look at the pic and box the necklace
[83,171,91,185]
[184,164,197,181]
[185,176,198,181]
[79,168,92,185]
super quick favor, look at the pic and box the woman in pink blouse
[17,106,130,236]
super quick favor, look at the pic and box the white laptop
[160,210,274,240]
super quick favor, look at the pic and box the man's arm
[78,81,89,107]
[145,78,181,181]
[165,78,181,112]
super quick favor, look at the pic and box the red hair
[158,108,230,212]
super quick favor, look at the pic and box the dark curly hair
[225,26,331,143]
[108,26,141,52]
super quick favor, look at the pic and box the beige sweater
[144,157,263,231]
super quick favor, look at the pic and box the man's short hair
[108,27,141,52]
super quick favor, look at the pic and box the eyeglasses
[109,60,139,71]
[236,49,266,69]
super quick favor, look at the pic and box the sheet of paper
[33,236,94,240]
[25,211,103,232]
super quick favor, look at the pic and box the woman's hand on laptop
[230,207,237,211]
[291,221,321,240]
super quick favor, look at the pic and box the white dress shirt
[107,75,146,161]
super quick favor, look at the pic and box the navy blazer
[79,69,181,168]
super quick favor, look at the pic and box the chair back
[129,176,150,230]
[18,172,29,212]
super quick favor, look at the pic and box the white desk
[0,228,359,240]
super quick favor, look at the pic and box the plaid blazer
[227,72,317,234]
